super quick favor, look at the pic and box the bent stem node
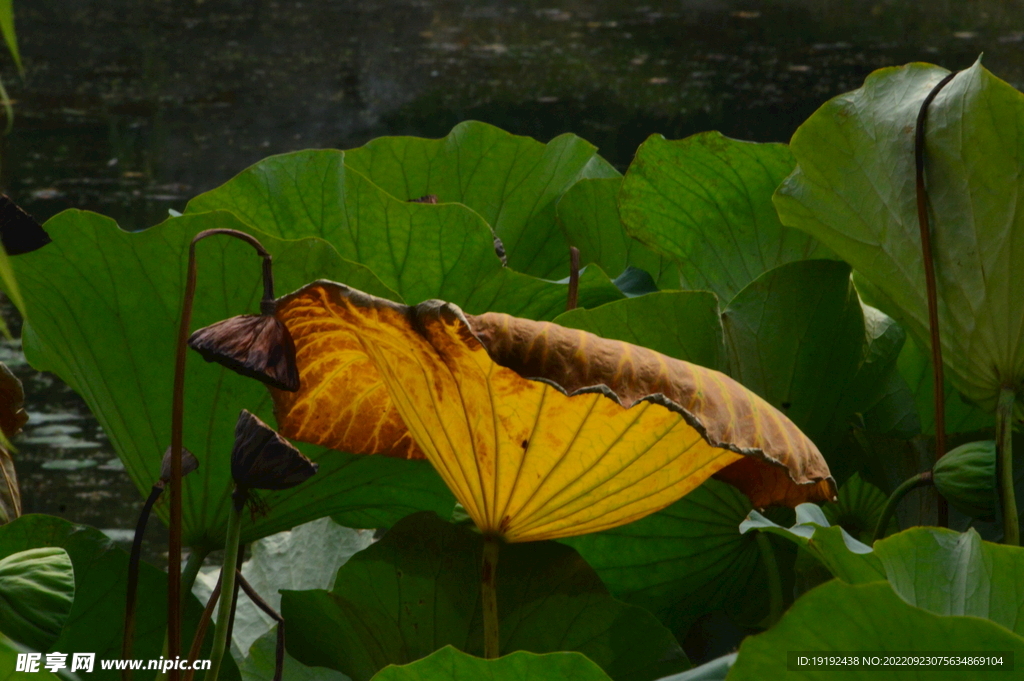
[481,535,501,659]
[997,388,1019,546]
[873,471,934,543]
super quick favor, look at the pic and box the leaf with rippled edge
[185,149,623,319]
[619,132,834,303]
[728,580,1024,681]
[369,646,613,681]
[745,510,1024,637]
[0,514,237,681]
[11,209,454,549]
[341,120,619,279]
[556,177,679,288]
[272,280,834,542]
[776,60,1024,414]
[281,512,685,681]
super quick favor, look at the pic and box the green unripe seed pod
[933,440,998,520]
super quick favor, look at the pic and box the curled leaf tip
[231,409,318,494]
[271,281,835,542]
[188,312,300,392]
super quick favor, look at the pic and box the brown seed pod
[158,446,200,487]
[230,409,318,493]
[188,313,300,392]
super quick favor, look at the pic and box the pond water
[4,0,1024,577]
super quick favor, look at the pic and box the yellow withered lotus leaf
[272,281,836,542]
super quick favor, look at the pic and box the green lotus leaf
[654,653,735,681]
[745,507,1024,636]
[894,333,991,435]
[0,547,74,652]
[240,627,348,681]
[1,634,63,681]
[554,290,724,371]
[12,209,454,548]
[722,260,907,477]
[0,514,236,681]
[740,504,885,584]
[281,512,688,681]
[775,60,1024,414]
[185,149,622,318]
[562,479,783,638]
[728,580,1024,680]
[369,645,612,681]
[193,517,374,659]
[619,131,833,303]
[341,120,619,278]
[822,473,898,544]
[873,527,1024,636]
[556,177,679,288]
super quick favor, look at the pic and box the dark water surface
[4,0,1023,612]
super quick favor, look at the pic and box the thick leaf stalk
[754,532,783,626]
[997,388,1019,546]
[481,535,500,659]
[873,471,933,543]
[207,494,244,681]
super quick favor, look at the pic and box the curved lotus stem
[914,70,956,526]
[873,471,933,543]
[168,228,275,673]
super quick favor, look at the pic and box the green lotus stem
[755,532,783,627]
[873,471,934,543]
[997,388,1019,546]
[481,535,501,659]
[180,547,209,606]
[206,493,244,681]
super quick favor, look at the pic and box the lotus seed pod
[933,440,997,520]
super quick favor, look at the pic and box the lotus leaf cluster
[1,59,1023,681]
